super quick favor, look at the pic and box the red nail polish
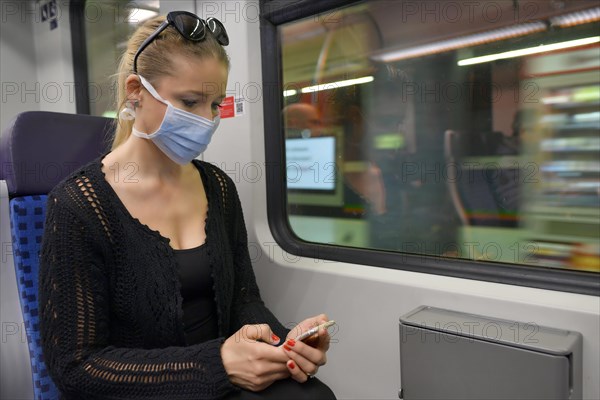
[283,344,292,351]
[287,339,296,347]
[272,333,280,342]
[289,361,296,369]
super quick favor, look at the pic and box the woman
[39,12,336,399]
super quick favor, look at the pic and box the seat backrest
[0,111,113,400]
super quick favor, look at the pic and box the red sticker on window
[219,96,235,119]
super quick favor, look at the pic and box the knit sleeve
[39,191,237,400]
[225,180,291,341]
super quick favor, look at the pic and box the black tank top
[173,244,219,345]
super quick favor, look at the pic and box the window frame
[70,0,91,115]
[259,0,600,296]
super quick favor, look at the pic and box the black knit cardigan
[39,156,290,399]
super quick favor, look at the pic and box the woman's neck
[104,134,194,183]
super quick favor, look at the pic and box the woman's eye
[182,99,197,107]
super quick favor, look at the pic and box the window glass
[280,1,600,272]
[84,0,159,117]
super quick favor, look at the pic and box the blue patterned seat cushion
[9,195,59,400]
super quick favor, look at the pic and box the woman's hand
[282,314,331,383]
[221,324,291,392]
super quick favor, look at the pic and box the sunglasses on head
[133,11,229,74]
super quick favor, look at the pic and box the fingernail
[289,361,296,369]
[283,344,292,351]
[271,333,280,343]
[286,339,296,347]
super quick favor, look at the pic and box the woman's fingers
[230,319,331,388]
[281,338,327,378]
[255,360,291,381]
[287,338,327,366]
[240,367,291,392]
[286,358,309,383]
[222,324,293,392]
[243,323,281,346]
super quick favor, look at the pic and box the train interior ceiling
[1,0,599,399]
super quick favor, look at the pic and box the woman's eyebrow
[178,90,209,97]
[178,90,227,101]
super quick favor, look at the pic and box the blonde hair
[111,16,230,150]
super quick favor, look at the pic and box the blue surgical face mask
[131,75,220,164]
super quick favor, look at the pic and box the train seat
[0,111,112,399]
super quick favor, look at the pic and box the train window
[261,0,600,293]
[82,0,159,117]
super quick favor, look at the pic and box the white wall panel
[1,0,76,132]
[200,0,259,218]
[0,0,40,131]
[159,0,195,14]
[31,0,75,114]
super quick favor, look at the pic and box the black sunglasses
[133,11,229,74]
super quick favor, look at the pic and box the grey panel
[399,306,582,400]
[401,305,582,355]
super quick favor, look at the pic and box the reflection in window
[280,1,600,272]
[85,0,159,117]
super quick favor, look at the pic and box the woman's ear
[124,74,142,103]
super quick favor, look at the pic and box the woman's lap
[222,377,336,400]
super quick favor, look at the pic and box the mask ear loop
[138,75,171,106]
